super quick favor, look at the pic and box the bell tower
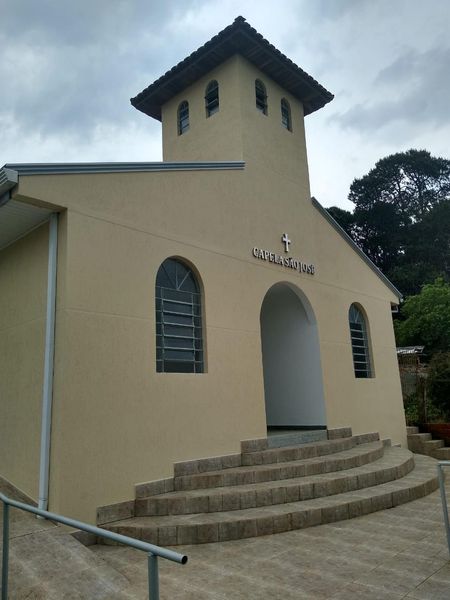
[131,17,333,184]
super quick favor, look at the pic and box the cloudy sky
[1,0,449,209]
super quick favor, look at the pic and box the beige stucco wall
[162,55,244,162]
[0,223,49,500]
[7,56,405,522]
[13,164,406,523]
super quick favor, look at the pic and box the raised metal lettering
[251,245,315,275]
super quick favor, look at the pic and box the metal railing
[0,493,187,600]
[437,461,450,555]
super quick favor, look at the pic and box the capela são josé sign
[251,233,315,275]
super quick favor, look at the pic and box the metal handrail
[437,461,450,555]
[0,492,187,599]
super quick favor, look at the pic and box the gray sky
[1,0,449,209]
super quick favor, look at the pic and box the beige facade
[0,19,406,523]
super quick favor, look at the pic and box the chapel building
[0,17,406,524]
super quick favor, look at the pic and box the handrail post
[438,463,450,555]
[148,553,159,600]
[0,492,186,599]
[2,502,10,600]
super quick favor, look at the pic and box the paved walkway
[2,476,450,598]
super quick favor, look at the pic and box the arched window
[205,80,219,117]
[255,79,267,114]
[281,98,292,131]
[348,304,372,378]
[155,258,203,373]
[177,101,189,135]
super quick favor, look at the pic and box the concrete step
[433,447,450,460]
[173,430,373,479]
[135,447,414,517]
[406,426,419,435]
[173,440,385,492]
[173,435,360,478]
[102,453,437,546]
[423,439,445,454]
[327,427,353,440]
[267,429,327,448]
[407,433,433,454]
[97,427,372,525]
[241,436,361,468]
[408,433,432,442]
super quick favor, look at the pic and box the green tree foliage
[328,149,450,295]
[326,206,355,238]
[427,352,450,415]
[389,199,450,295]
[349,149,450,221]
[394,278,450,353]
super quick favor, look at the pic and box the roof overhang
[131,16,334,121]
[0,166,53,250]
[0,167,18,199]
[0,160,245,251]
[0,197,53,251]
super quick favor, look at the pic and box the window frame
[205,80,219,117]
[255,79,268,115]
[281,98,292,131]
[155,258,204,374]
[348,304,373,378]
[177,101,190,135]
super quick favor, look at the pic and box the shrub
[428,352,450,416]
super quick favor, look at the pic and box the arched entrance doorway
[260,282,326,428]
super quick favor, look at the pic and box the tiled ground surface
[1,476,450,599]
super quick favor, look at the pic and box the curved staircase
[98,428,438,546]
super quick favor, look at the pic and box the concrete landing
[267,428,327,448]
[2,473,450,598]
[95,477,450,599]
[0,483,129,599]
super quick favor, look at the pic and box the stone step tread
[152,446,411,499]
[173,441,385,491]
[138,447,409,500]
[180,440,382,479]
[267,430,327,448]
[241,434,379,467]
[103,455,437,545]
[174,435,371,478]
[433,447,450,459]
[408,433,432,441]
[423,439,445,448]
[135,448,414,516]
[406,426,419,434]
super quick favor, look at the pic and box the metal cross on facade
[282,233,291,253]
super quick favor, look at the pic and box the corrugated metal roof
[131,16,334,121]
[0,199,52,251]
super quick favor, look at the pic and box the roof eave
[2,161,245,176]
[0,167,18,198]
[131,17,333,122]
[0,167,54,252]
